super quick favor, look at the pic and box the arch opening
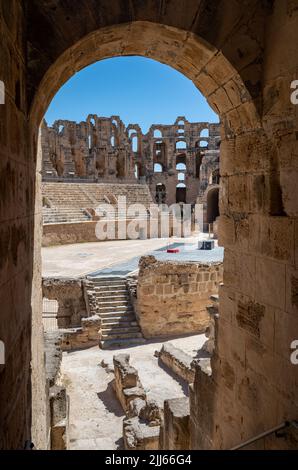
[207,187,219,224]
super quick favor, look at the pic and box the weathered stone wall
[42,278,87,327]
[158,343,195,384]
[42,218,167,246]
[136,256,223,338]
[44,331,69,450]
[0,1,47,449]
[190,2,298,450]
[161,397,190,450]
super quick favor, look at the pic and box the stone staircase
[84,276,145,349]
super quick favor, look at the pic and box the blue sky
[45,57,219,133]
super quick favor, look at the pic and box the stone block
[123,417,160,450]
[158,343,195,383]
[255,257,286,310]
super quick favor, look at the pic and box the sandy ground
[61,333,206,450]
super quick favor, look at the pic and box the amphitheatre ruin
[0,0,298,453]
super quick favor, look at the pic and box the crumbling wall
[158,343,195,384]
[44,331,69,450]
[0,2,47,450]
[136,256,223,338]
[41,115,220,208]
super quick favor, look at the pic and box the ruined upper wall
[41,115,220,180]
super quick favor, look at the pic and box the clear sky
[45,56,219,133]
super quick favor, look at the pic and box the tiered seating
[42,182,154,224]
[43,207,91,224]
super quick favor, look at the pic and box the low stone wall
[158,343,195,384]
[61,315,101,351]
[136,256,223,338]
[42,278,87,327]
[112,354,162,450]
[43,221,99,246]
[42,218,174,246]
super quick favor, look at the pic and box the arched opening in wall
[176,162,186,171]
[197,140,208,149]
[207,187,219,225]
[27,21,261,452]
[178,172,185,181]
[176,140,187,151]
[154,163,163,173]
[153,140,166,166]
[154,129,162,138]
[176,183,186,203]
[155,183,166,204]
[134,164,139,179]
[200,128,209,138]
[196,152,203,178]
[132,136,138,152]
[110,135,115,147]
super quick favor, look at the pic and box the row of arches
[153,127,209,139]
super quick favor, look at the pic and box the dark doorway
[207,187,219,223]
[155,183,166,204]
[176,183,186,203]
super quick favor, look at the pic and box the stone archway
[27,22,262,449]
[4,3,297,451]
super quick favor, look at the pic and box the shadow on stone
[97,380,125,418]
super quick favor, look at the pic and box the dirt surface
[61,333,206,450]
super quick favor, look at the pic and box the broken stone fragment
[127,398,147,418]
[139,399,163,427]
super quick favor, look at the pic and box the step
[101,320,137,327]
[101,326,140,334]
[101,332,143,340]
[95,292,128,299]
[98,302,130,309]
[97,303,133,310]
[99,337,146,350]
[100,313,135,320]
[98,308,134,315]
[93,286,127,293]
[97,299,130,305]
[92,280,126,285]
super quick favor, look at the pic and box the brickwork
[136,256,223,338]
